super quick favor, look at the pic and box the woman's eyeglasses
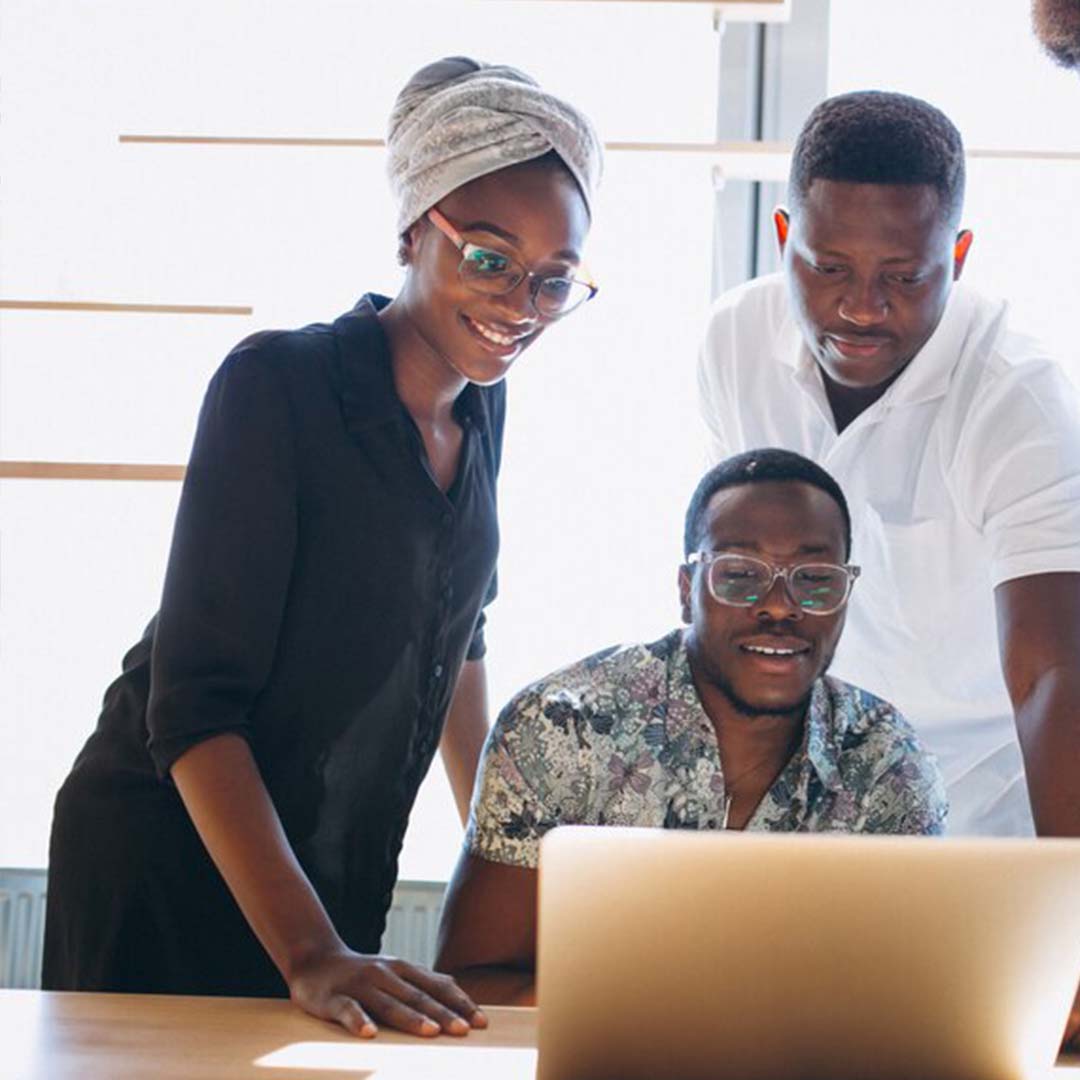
[427,207,598,318]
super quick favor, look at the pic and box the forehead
[439,158,590,258]
[702,481,846,555]
[795,179,951,257]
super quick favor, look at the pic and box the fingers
[375,969,472,1036]
[290,952,486,1039]
[363,984,451,1037]
[324,993,377,1039]
[400,962,488,1029]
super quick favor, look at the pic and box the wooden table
[0,990,538,1079]
[5,989,1080,1079]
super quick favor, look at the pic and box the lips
[738,634,812,658]
[824,332,893,360]
[461,312,535,358]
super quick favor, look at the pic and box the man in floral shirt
[435,448,946,1004]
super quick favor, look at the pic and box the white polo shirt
[698,273,1080,836]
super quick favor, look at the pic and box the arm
[434,852,538,1005]
[995,574,1080,1052]
[995,573,1080,837]
[172,733,485,1038]
[441,659,490,826]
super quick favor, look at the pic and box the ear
[773,208,790,256]
[952,229,974,280]
[398,219,427,268]
[678,565,693,625]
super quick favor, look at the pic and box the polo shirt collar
[780,283,978,415]
[334,294,486,438]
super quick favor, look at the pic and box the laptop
[536,827,1080,1080]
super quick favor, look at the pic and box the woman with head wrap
[42,57,601,1036]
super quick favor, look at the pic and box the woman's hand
[288,944,488,1038]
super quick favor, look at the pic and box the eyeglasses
[426,207,598,318]
[686,552,861,616]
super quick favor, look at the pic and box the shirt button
[441,512,453,528]
[433,663,444,679]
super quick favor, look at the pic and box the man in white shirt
[699,90,1080,839]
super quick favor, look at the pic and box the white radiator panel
[0,868,47,989]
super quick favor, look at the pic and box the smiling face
[679,480,849,720]
[397,155,590,387]
[778,179,972,395]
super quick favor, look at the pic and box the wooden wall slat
[0,462,186,482]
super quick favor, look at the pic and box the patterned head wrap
[386,56,603,234]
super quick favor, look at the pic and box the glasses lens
[707,556,770,606]
[459,247,524,294]
[534,277,592,317]
[790,565,850,613]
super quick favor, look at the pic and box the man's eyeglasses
[686,552,861,616]
[427,207,598,318]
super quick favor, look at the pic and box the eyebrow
[459,220,581,264]
[712,539,835,556]
[807,246,926,268]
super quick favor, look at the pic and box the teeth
[744,644,801,656]
[468,317,524,347]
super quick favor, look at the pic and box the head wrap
[386,56,603,234]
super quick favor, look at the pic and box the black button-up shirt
[44,295,503,995]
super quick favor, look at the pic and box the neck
[821,363,908,434]
[689,660,805,773]
[378,297,467,425]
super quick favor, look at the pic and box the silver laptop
[536,827,1080,1080]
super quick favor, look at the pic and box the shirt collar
[667,630,844,795]
[334,293,486,438]
[779,283,978,415]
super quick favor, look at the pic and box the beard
[711,666,813,723]
[1033,0,1080,70]
[702,639,837,723]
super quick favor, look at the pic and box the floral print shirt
[466,630,947,868]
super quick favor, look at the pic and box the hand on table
[288,946,488,1038]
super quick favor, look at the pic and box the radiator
[0,868,446,989]
[0,868,47,989]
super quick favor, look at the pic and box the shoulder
[949,287,1079,428]
[822,676,937,773]
[211,318,340,400]
[496,636,672,741]
[703,273,789,342]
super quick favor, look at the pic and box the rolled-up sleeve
[147,343,298,776]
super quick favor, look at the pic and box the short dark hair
[1033,0,1080,71]
[789,91,966,225]
[683,448,852,560]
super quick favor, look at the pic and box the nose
[754,572,804,622]
[493,273,542,323]
[838,275,888,327]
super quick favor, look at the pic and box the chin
[446,351,518,387]
[720,677,813,721]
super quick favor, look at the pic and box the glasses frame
[686,551,861,617]
[426,207,598,318]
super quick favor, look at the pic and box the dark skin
[435,481,849,1002]
[778,179,1080,1049]
[170,156,590,1038]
